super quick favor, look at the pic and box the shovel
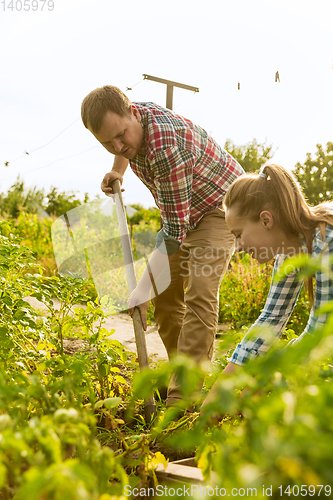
[111,179,157,423]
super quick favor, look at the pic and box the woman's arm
[231,254,304,366]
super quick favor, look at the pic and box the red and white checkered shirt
[130,102,244,253]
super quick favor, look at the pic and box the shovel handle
[111,178,125,207]
[111,180,136,292]
[111,179,157,423]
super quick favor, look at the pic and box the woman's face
[225,205,283,263]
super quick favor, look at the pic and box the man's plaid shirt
[129,102,244,253]
[231,222,333,365]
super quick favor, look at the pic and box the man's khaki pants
[152,207,235,406]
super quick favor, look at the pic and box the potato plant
[0,217,332,500]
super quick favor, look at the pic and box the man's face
[90,106,144,159]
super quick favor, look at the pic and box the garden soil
[23,296,230,362]
[23,296,229,462]
[23,296,167,361]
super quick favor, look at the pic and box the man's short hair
[81,85,132,133]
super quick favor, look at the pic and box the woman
[202,164,333,408]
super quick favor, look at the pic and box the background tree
[0,177,45,218]
[127,204,161,227]
[45,187,89,216]
[293,142,333,206]
[224,138,274,173]
[0,177,88,219]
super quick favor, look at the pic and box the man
[81,85,244,406]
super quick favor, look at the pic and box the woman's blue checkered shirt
[231,222,333,365]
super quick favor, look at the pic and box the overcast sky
[1,0,332,207]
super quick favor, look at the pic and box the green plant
[294,141,333,205]
[219,252,273,328]
[0,177,89,220]
[1,183,332,500]
[0,228,141,498]
[224,138,275,173]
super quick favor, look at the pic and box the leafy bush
[0,177,88,219]
[12,212,57,275]
[219,252,273,328]
[127,204,161,230]
[294,141,333,206]
[0,178,45,219]
[0,189,330,500]
[224,138,274,173]
[0,226,142,498]
[192,326,333,499]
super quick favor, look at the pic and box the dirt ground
[24,295,232,362]
[23,296,168,361]
[23,295,220,462]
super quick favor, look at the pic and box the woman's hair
[81,85,132,133]
[223,163,333,303]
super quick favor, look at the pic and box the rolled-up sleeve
[230,254,304,366]
[150,146,195,254]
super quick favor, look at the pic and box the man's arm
[112,156,129,176]
[101,156,129,195]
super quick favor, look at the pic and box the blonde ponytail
[224,164,333,305]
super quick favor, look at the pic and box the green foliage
[0,230,140,498]
[0,178,45,219]
[127,203,161,258]
[224,138,274,173]
[294,141,333,205]
[45,187,89,217]
[0,176,88,219]
[194,325,333,499]
[219,253,272,328]
[0,164,331,498]
[127,204,161,229]
[0,386,128,499]
[0,219,332,500]
[129,312,333,499]
[13,212,57,275]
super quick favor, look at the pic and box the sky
[1,0,332,208]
